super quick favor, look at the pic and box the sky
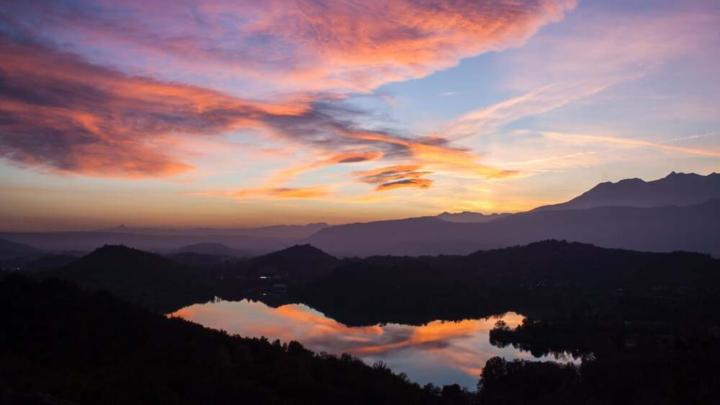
[1,0,719,230]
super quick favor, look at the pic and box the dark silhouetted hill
[247,244,338,281]
[0,275,444,405]
[176,242,249,257]
[42,245,214,312]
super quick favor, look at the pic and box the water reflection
[171,299,563,389]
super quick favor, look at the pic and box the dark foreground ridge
[6,241,720,404]
[0,275,456,405]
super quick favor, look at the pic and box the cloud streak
[541,131,720,158]
[355,165,433,191]
[376,178,433,191]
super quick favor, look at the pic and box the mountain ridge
[307,199,720,257]
[534,171,720,211]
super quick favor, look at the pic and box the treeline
[297,240,720,326]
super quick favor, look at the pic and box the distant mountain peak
[249,244,337,280]
[437,211,509,223]
[265,244,335,260]
[89,244,140,255]
[176,242,247,257]
[536,171,720,211]
[252,244,337,267]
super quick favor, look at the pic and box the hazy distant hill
[0,237,41,260]
[97,223,329,239]
[307,199,720,257]
[436,211,509,223]
[4,173,718,258]
[305,172,720,257]
[535,172,720,211]
[176,242,250,257]
[0,230,306,255]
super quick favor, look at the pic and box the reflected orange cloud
[171,300,525,357]
[170,299,538,386]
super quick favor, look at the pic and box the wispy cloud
[199,185,331,200]
[442,83,612,140]
[541,131,720,158]
[376,178,433,191]
[439,9,720,142]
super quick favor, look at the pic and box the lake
[171,299,570,389]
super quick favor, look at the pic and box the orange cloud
[268,151,385,185]
[376,179,433,192]
[355,165,433,191]
[355,165,428,182]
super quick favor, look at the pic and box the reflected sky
[171,299,567,389]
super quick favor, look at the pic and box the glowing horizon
[1,0,719,230]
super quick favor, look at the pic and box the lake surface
[171,299,568,389]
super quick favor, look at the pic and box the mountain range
[2,172,718,257]
[534,171,720,211]
[307,172,720,256]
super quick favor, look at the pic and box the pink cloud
[7,0,577,94]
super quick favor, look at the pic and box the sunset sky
[1,0,719,230]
